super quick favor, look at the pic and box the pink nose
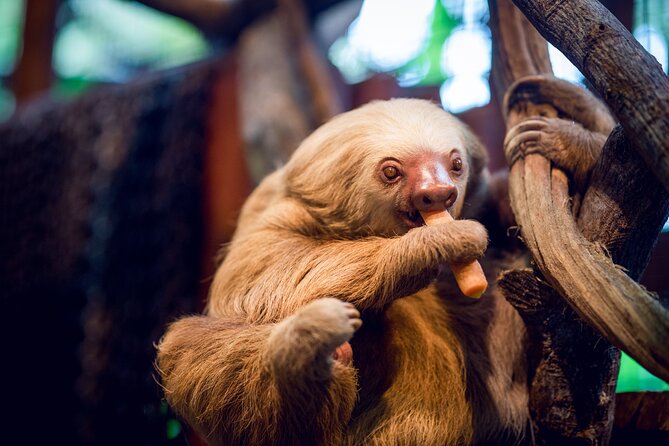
[412,184,458,211]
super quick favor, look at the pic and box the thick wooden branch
[499,269,620,444]
[502,0,669,395]
[501,87,669,442]
[489,0,552,96]
[134,0,346,41]
[508,154,669,383]
[579,126,669,280]
[489,2,619,443]
[511,0,669,192]
[498,124,669,444]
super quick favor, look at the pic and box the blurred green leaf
[53,0,210,81]
[396,0,459,86]
[617,351,669,393]
[166,418,182,440]
[0,83,15,121]
[0,0,24,75]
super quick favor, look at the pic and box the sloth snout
[412,184,458,212]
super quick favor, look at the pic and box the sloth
[157,94,610,445]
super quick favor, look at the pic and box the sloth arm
[285,219,488,310]
[157,302,359,446]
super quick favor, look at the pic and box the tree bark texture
[612,392,669,444]
[499,269,620,445]
[614,392,669,431]
[579,127,669,282]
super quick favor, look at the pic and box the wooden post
[11,0,60,103]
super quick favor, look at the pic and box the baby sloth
[157,99,533,445]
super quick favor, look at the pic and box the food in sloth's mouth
[420,210,488,299]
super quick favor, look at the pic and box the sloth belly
[348,288,527,444]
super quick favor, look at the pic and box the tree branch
[490,0,669,443]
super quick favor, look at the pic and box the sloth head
[284,99,489,237]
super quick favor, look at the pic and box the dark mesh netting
[0,60,220,445]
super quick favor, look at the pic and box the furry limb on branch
[500,0,669,386]
[511,0,669,192]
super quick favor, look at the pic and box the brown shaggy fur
[157,99,531,445]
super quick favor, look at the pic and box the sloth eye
[452,157,463,172]
[382,165,401,181]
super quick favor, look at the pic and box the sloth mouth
[401,209,425,229]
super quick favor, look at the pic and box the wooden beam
[11,0,59,103]
[134,0,347,42]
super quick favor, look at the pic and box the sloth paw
[504,116,605,192]
[269,298,361,378]
[504,117,567,166]
[295,297,362,365]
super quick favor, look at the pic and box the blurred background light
[634,24,668,73]
[440,26,490,77]
[54,19,120,81]
[53,0,210,83]
[396,59,431,87]
[548,44,585,84]
[347,0,434,71]
[438,0,491,113]
[328,34,371,84]
[617,351,669,392]
[439,75,489,113]
[0,84,15,120]
[0,0,22,119]
[442,0,489,22]
[0,0,24,76]
[634,0,669,74]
